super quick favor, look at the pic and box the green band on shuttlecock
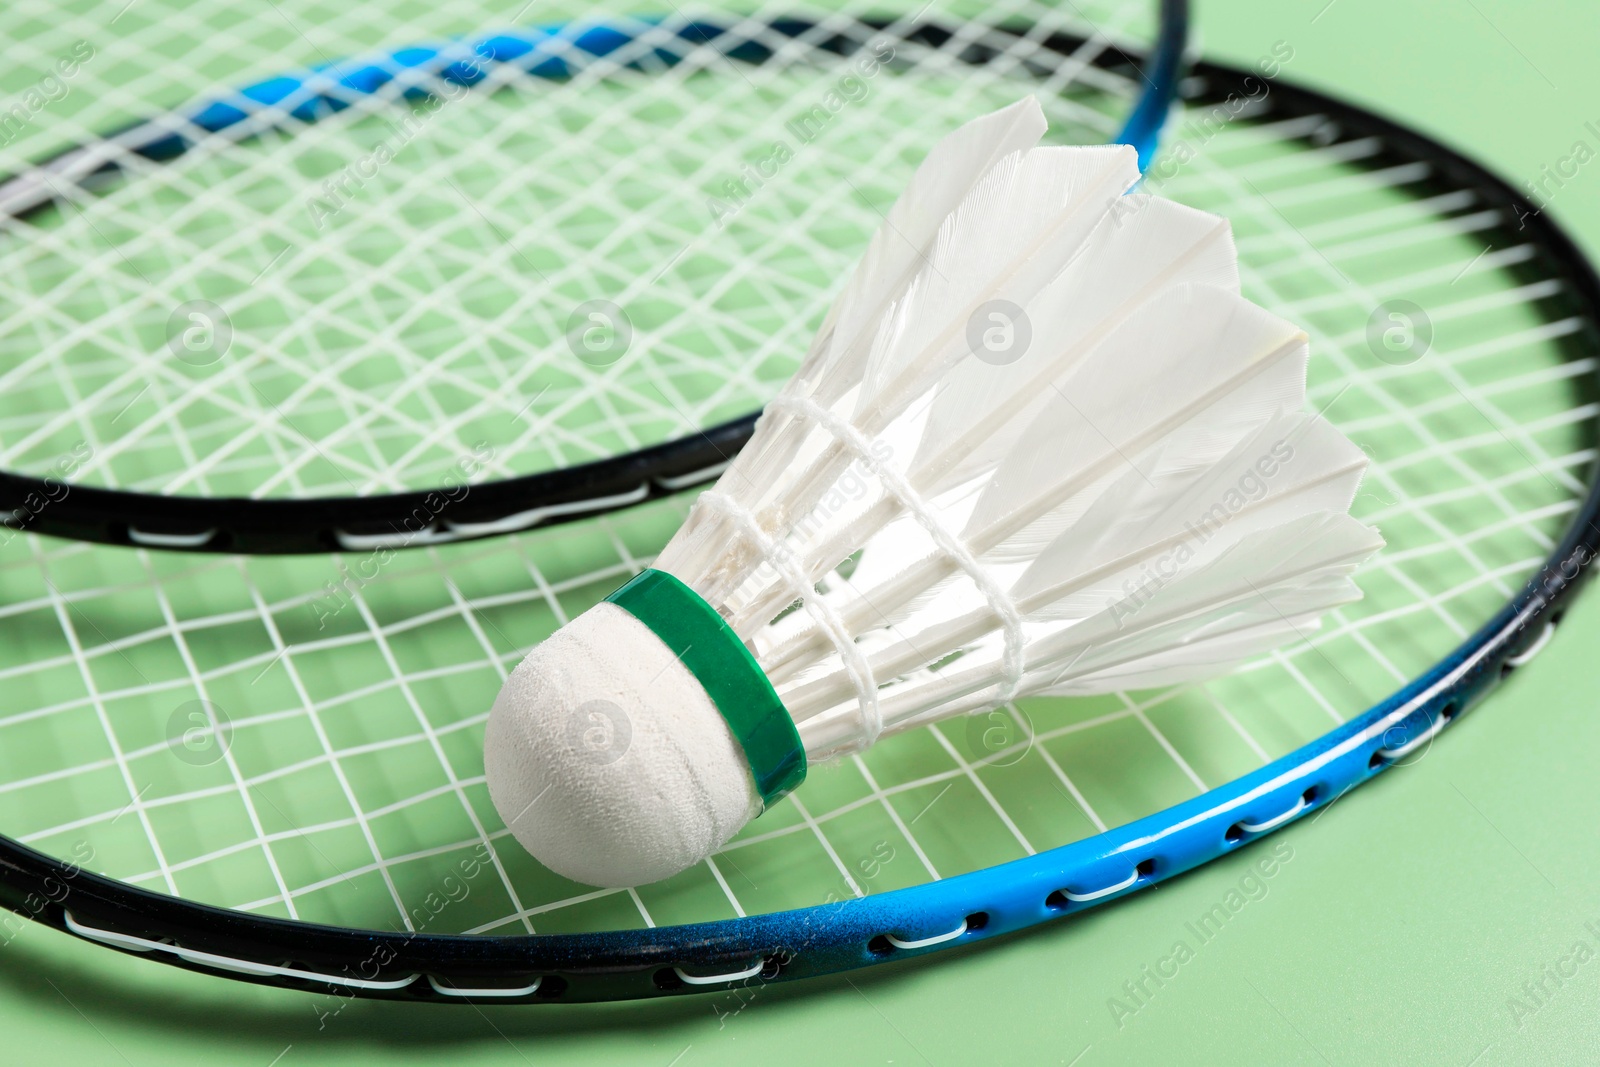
[605,568,805,807]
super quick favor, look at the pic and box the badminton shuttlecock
[485,97,1382,888]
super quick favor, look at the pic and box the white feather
[1031,515,1381,693]
[658,97,1049,584]
[818,95,1048,403]
[651,106,1380,756]
[970,284,1307,545]
[1013,411,1370,616]
[857,144,1139,416]
[911,195,1239,494]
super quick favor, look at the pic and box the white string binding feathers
[695,489,884,745]
[766,393,1028,703]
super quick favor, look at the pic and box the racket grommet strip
[63,912,420,991]
[126,527,218,549]
[1373,705,1454,763]
[1505,621,1557,669]
[883,918,968,951]
[671,960,765,986]
[426,975,544,998]
[1230,794,1310,836]
[1057,866,1142,905]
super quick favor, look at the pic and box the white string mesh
[766,392,1027,707]
[0,0,1586,940]
[0,0,1145,501]
[698,486,884,743]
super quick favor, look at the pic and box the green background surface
[7,1,1600,1064]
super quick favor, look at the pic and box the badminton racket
[0,0,1592,1005]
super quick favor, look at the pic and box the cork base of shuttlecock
[484,602,763,888]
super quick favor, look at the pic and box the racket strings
[0,0,1141,503]
[1156,104,1587,709]
[1218,140,1583,537]
[0,4,1589,945]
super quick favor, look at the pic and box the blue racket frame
[5,0,1597,1006]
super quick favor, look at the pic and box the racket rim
[8,40,1600,1005]
[0,4,1181,555]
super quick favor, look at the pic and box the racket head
[0,0,1174,553]
[2,4,1597,1003]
